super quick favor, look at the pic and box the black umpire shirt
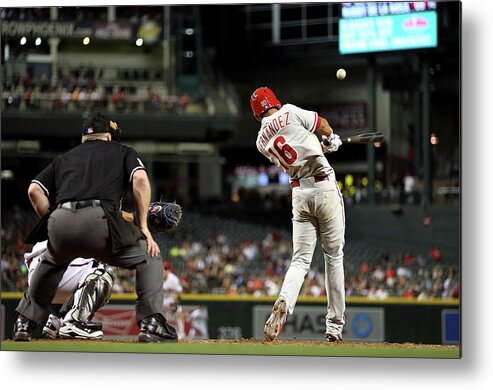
[33,139,146,210]
[29,140,147,251]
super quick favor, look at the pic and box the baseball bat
[323,132,384,145]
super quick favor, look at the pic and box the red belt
[291,176,327,188]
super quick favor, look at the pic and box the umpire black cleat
[138,315,178,343]
[13,313,36,342]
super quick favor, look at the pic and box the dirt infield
[24,337,456,349]
[197,339,457,349]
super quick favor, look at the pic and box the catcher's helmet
[250,87,282,121]
[82,111,122,142]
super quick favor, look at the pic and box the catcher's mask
[82,111,122,142]
[250,87,282,121]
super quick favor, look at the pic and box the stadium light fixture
[1,170,14,180]
[136,38,143,47]
[20,36,27,45]
[83,37,90,45]
[35,37,42,46]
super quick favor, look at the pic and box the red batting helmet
[250,87,282,121]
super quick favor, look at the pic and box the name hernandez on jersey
[256,103,333,180]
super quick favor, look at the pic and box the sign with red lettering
[93,304,207,340]
[93,305,139,339]
[320,102,368,132]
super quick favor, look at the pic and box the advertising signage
[0,20,150,42]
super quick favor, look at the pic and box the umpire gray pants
[16,204,164,325]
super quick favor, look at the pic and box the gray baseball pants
[16,203,164,325]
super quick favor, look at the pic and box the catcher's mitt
[148,200,183,233]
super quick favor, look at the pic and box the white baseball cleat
[59,321,103,340]
[326,317,344,342]
[42,314,63,339]
[326,332,343,342]
[264,298,287,342]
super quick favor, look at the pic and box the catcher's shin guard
[67,264,114,323]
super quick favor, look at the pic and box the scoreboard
[339,2,438,54]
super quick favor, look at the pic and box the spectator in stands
[402,284,417,298]
[180,91,191,112]
[112,87,126,112]
[24,87,33,109]
[165,92,178,112]
[371,264,385,282]
[60,88,71,109]
[432,264,443,281]
[39,73,50,93]
[146,87,160,111]
[431,245,442,262]
[402,251,416,265]
[396,260,413,280]
[112,276,125,293]
[359,260,370,274]
[403,172,415,204]
[89,87,103,109]
[385,261,396,287]
[127,88,140,112]
[264,277,280,296]
[442,267,458,298]
[375,283,390,299]
[390,172,403,205]
[307,278,324,297]
[77,87,89,109]
[1,204,460,300]
[22,70,33,89]
[71,87,80,107]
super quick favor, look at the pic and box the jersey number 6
[268,136,298,170]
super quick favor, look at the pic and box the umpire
[13,111,177,343]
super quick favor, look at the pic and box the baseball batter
[24,240,113,339]
[250,87,346,342]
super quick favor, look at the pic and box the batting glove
[321,134,342,153]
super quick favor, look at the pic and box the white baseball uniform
[256,103,346,336]
[25,240,98,305]
[188,306,209,339]
[162,270,185,339]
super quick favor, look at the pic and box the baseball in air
[336,68,346,80]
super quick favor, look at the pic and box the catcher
[23,241,114,340]
[18,200,182,341]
